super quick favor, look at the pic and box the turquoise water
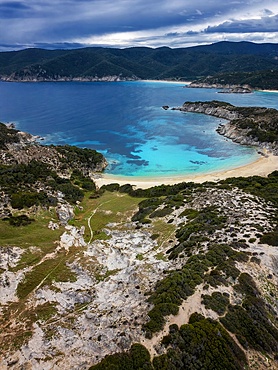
[0,81,277,178]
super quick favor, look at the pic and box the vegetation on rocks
[0,122,19,149]
[180,101,278,151]
[0,123,106,211]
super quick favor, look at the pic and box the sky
[0,0,278,51]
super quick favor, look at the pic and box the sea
[0,80,277,178]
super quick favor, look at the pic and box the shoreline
[94,153,278,189]
[259,89,278,93]
[141,79,190,85]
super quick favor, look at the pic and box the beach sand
[141,79,190,85]
[94,153,278,189]
[259,89,278,93]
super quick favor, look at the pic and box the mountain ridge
[1,41,278,88]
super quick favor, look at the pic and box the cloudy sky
[1,0,278,51]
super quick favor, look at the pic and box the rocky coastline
[0,74,139,83]
[0,122,107,175]
[173,101,278,155]
[187,81,253,93]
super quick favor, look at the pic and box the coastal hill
[0,99,278,369]
[0,41,278,89]
[0,122,107,217]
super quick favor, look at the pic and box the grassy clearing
[1,207,64,272]
[0,207,62,251]
[17,250,77,299]
[150,219,176,250]
[71,191,145,240]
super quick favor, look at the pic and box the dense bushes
[4,214,35,227]
[55,145,104,168]
[104,181,197,198]
[89,344,153,370]
[143,244,249,337]
[154,315,246,370]
[132,198,164,223]
[260,229,278,246]
[90,316,247,370]
[0,161,52,189]
[10,191,50,209]
[70,169,96,191]
[0,159,99,208]
[220,273,278,354]
[201,292,230,315]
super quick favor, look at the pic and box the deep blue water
[0,80,277,177]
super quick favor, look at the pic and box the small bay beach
[94,152,278,189]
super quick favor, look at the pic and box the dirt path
[88,200,113,244]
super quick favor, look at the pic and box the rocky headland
[0,122,107,175]
[174,100,278,155]
[0,122,107,221]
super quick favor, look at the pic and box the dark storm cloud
[0,0,277,50]
[205,14,278,34]
[0,1,31,18]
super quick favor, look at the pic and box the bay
[0,80,277,178]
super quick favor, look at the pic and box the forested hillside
[0,41,278,88]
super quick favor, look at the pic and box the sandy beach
[94,153,278,189]
[260,89,278,93]
[141,79,190,85]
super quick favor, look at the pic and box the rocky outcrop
[175,101,241,120]
[59,225,86,251]
[216,122,278,154]
[187,82,253,93]
[56,204,75,225]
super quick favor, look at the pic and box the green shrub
[89,344,152,370]
[201,292,230,315]
[4,215,35,227]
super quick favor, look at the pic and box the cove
[0,80,277,178]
